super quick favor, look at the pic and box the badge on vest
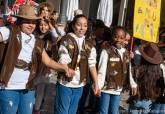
[109,57,120,62]
[68,44,74,49]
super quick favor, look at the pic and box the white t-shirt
[0,27,36,89]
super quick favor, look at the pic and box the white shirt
[98,47,127,95]
[0,26,10,42]
[58,33,97,88]
[0,27,36,89]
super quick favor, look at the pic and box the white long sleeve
[58,45,72,64]
[88,47,97,68]
[129,63,137,88]
[97,49,108,89]
[160,62,165,83]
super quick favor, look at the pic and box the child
[98,26,130,114]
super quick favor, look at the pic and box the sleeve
[88,47,97,68]
[58,45,72,64]
[50,28,59,39]
[56,27,65,36]
[0,26,10,42]
[160,62,165,83]
[97,49,108,89]
[129,63,137,88]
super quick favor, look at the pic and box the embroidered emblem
[85,44,91,50]
[111,62,116,67]
[110,57,120,62]
[68,44,74,49]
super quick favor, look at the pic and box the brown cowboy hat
[139,42,163,64]
[13,4,40,20]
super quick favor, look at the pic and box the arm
[88,47,100,96]
[97,49,108,89]
[160,62,165,83]
[0,33,3,42]
[129,63,138,96]
[0,26,10,42]
[42,49,74,76]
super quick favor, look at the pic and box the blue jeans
[99,92,121,114]
[128,99,152,114]
[150,102,165,114]
[0,89,35,114]
[55,83,83,114]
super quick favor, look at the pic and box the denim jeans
[150,102,165,114]
[55,83,83,114]
[0,89,35,114]
[128,99,152,114]
[99,92,121,114]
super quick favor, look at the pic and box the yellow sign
[133,0,161,43]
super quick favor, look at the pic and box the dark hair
[35,19,50,35]
[136,58,164,100]
[92,19,105,31]
[112,26,126,40]
[38,2,54,15]
[72,14,87,27]
[67,14,87,33]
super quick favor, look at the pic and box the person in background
[128,42,165,114]
[54,14,100,114]
[38,2,54,19]
[0,4,74,114]
[33,18,58,114]
[98,26,130,114]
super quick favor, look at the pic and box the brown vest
[0,25,44,89]
[57,34,93,82]
[102,43,129,90]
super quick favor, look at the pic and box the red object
[130,36,134,52]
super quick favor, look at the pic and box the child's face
[72,17,88,38]
[113,30,126,48]
[39,20,50,33]
[40,7,50,18]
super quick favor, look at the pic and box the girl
[55,14,100,114]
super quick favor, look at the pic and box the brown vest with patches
[102,43,129,90]
[57,34,93,82]
[0,25,44,89]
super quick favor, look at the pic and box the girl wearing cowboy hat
[128,42,165,114]
[0,3,74,114]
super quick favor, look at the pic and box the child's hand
[130,51,134,59]
[92,83,101,97]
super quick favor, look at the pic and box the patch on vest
[68,44,74,49]
[110,63,116,67]
[109,57,120,62]
[85,44,91,50]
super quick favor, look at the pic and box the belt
[15,59,32,71]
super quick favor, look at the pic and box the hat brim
[139,45,163,64]
[13,15,41,20]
